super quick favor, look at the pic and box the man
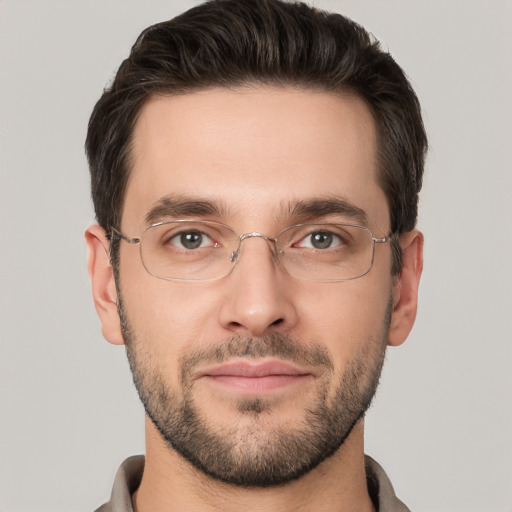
[85,0,426,510]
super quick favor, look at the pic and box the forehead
[123,86,389,231]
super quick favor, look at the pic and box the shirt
[95,454,411,511]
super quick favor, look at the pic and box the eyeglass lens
[138,221,375,282]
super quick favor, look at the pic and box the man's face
[115,87,396,486]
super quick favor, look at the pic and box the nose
[218,235,298,337]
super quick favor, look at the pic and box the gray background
[1,1,511,511]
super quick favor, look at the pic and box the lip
[199,360,312,394]
[203,360,308,377]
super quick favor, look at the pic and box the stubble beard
[118,296,390,488]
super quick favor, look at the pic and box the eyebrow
[287,197,368,226]
[145,194,230,225]
[145,194,368,227]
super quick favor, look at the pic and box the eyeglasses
[111,220,393,283]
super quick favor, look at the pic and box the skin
[86,86,423,512]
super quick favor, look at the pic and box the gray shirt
[95,455,410,512]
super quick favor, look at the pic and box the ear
[85,225,125,345]
[388,230,424,347]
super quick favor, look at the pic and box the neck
[133,418,375,512]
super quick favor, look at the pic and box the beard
[119,297,390,488]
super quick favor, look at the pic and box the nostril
[270,318,284,327]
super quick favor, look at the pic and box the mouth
[198,360,313,395]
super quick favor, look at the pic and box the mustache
[181,332,335,375]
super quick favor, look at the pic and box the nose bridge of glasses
[229,232,279,263]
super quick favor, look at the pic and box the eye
[296,230,342,250]
[170,230,214,250]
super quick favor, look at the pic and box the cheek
[295,278,392,366]
[120,268,223,358]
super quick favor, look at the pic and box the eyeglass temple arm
[374,233,398,244]
[110,227,140,245]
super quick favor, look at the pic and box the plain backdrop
[0,1,511,511]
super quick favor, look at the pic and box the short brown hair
[86,0,427,273]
